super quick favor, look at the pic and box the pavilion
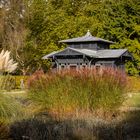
[43,31,132,71]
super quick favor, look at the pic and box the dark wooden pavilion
[43,31,132,71]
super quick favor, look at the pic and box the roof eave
[42,56,53,59]
[59,40,115,44]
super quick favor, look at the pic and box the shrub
[0,75,16,91]
[0,75,29,90]
[27,68,127,117]
[14,76,28,89]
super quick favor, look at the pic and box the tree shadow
[9,110,140,140]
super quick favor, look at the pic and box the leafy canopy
[0,0,140,75]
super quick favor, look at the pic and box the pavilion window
[59,64,67,70]
[95,64,102,71]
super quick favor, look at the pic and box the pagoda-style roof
[71,48,128,58]
[42,47,131,59]
[59,31,114,44]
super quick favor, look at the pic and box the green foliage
[1,0,139,75]
[0,75,16,91]
[27,69,127,116]
[0,75,28,90]
[24,0,139,75]
[111,38,140,75]
[99,0,140,75]
[14,76,28,89]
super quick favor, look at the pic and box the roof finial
[85,30,92,37]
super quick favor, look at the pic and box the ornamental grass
[27,68,127,118]
[0,49,18,74]
[0,93,22,121]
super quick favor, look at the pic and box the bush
[27,68,127,117]
[0,75,16,91]
[0,75,28,90]
[14,76,28,89]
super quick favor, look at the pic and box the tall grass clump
[27,68,127,118]
[0,93,23,121]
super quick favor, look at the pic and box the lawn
[125,93,140,108]
[128,76,140,93]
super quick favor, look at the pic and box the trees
[0,0,139,75]
[99,0,140,75]
[0,0,28,74]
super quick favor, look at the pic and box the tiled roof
[59,31,114,44]
[70,48,127,58]
[42,47,128,59]
[97,49,128,58]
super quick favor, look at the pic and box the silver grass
[0,50,18,73]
